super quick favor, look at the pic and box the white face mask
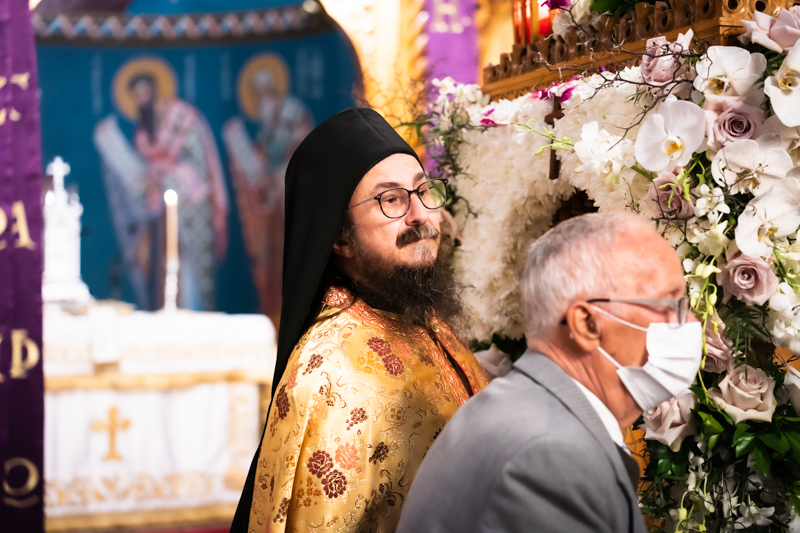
[591,305,703,412]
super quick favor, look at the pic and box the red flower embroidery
[369,442,389,464]
[322,469,347,498]
[275,385,290,420]
[367,337,391,357]
[346,407,367,430]
[335,442,360,470]
[272,497,289,524]
[303,353,324,375]
[306,450,333,478]
[383,353,405,376]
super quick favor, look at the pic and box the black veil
[231,108,422,531]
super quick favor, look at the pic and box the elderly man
[397,213,703,533]
[230,108,488,533]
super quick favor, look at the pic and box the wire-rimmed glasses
[349,178,449,219]
[588,297,690,327]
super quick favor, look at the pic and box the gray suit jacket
[396,350,648,533]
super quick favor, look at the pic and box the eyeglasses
[349,179,449,219]
[560,297,690,327]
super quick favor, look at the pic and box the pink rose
[771,7,800,51]
[741,11,782,52]
[641,30,693,97]
[740,8,800,52]
[704,314,733,374]
[717,255,779,306]
[643,389,697,451]
[709,365,776,424]
[703,95,764,152]
[644,171,695,219]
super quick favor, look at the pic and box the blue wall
[38,29,358,313]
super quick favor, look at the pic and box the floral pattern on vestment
[248,285,488,532]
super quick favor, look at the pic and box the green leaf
[787,434,800,463]
[735,433,757,458]
[759,433,790,454]
[792,494,800,517]
[656,457,672,475]
[590,0,620,14]
[699,412,725,435]
[754,444,771,476]
[708,434,720,452]
[733,423,750,442]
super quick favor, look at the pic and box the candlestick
[513,0,525,44]
[163,189,179,311]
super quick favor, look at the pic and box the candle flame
[164,189,178,205]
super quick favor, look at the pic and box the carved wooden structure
[482,0,790,101]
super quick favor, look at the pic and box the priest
[230,108,488,532]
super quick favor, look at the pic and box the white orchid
[765,45,800,127]
[710,135,793,195]
[635,97,706,172]
[694,46,766,106]
[735,178,800,258]
[763,115,800,164]
[734,502,775,529]
[688,220,731,258]
[693,183,730,222]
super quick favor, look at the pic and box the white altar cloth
[43,304,276,530]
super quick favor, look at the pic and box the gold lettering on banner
[3,457,40,509]
[0,77,7,90]
[432,0,464,34]
[92,407,130,461]
[10,72,30,90]
[9,108,20,122]
[10,329,39,379]
[0,207,7,251]
[11,201,35,250]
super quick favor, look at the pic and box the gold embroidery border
[45,502,237,531]
[45,370,272,392]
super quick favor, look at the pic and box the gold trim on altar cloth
[45,370,272,392]
[45,502,238,531]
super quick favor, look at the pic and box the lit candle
[513,0,526,44]
[164,189,178,263]
[163,189,179,311]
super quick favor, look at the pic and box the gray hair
[520,212,652,340]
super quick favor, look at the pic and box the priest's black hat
[231,107,422,531]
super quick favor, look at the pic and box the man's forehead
[358,153,425,188]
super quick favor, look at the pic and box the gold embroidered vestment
[248,286,488,532]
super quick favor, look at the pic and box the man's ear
[332,234,355,259]
[566,302,602,352]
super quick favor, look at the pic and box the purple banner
[425,0,478,84]
[0,0,44,531]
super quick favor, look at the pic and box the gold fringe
[45,370,272,391]
[45,502,237,531]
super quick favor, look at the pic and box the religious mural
[95,56,228,311]
[222,53,313,323]
[36,11,360,314]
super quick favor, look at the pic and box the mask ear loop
[590,304,648,332]
[597,346,623,370]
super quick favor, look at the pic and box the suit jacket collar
[513,350,640,509]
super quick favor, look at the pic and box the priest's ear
[332,213,356,259]
[565,301,601,352]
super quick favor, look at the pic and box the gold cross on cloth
[92,407,130,461]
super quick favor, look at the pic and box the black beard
[137,101,156,143]
[344,235,466,336]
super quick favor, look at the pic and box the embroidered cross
[92,407,130,461]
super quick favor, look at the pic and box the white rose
[643,389,697,451]
[709,365,777,424]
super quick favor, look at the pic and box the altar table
[42,303,276,531]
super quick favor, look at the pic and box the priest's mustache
[396,224,439,247]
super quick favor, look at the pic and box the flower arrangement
[419,8,800,532]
